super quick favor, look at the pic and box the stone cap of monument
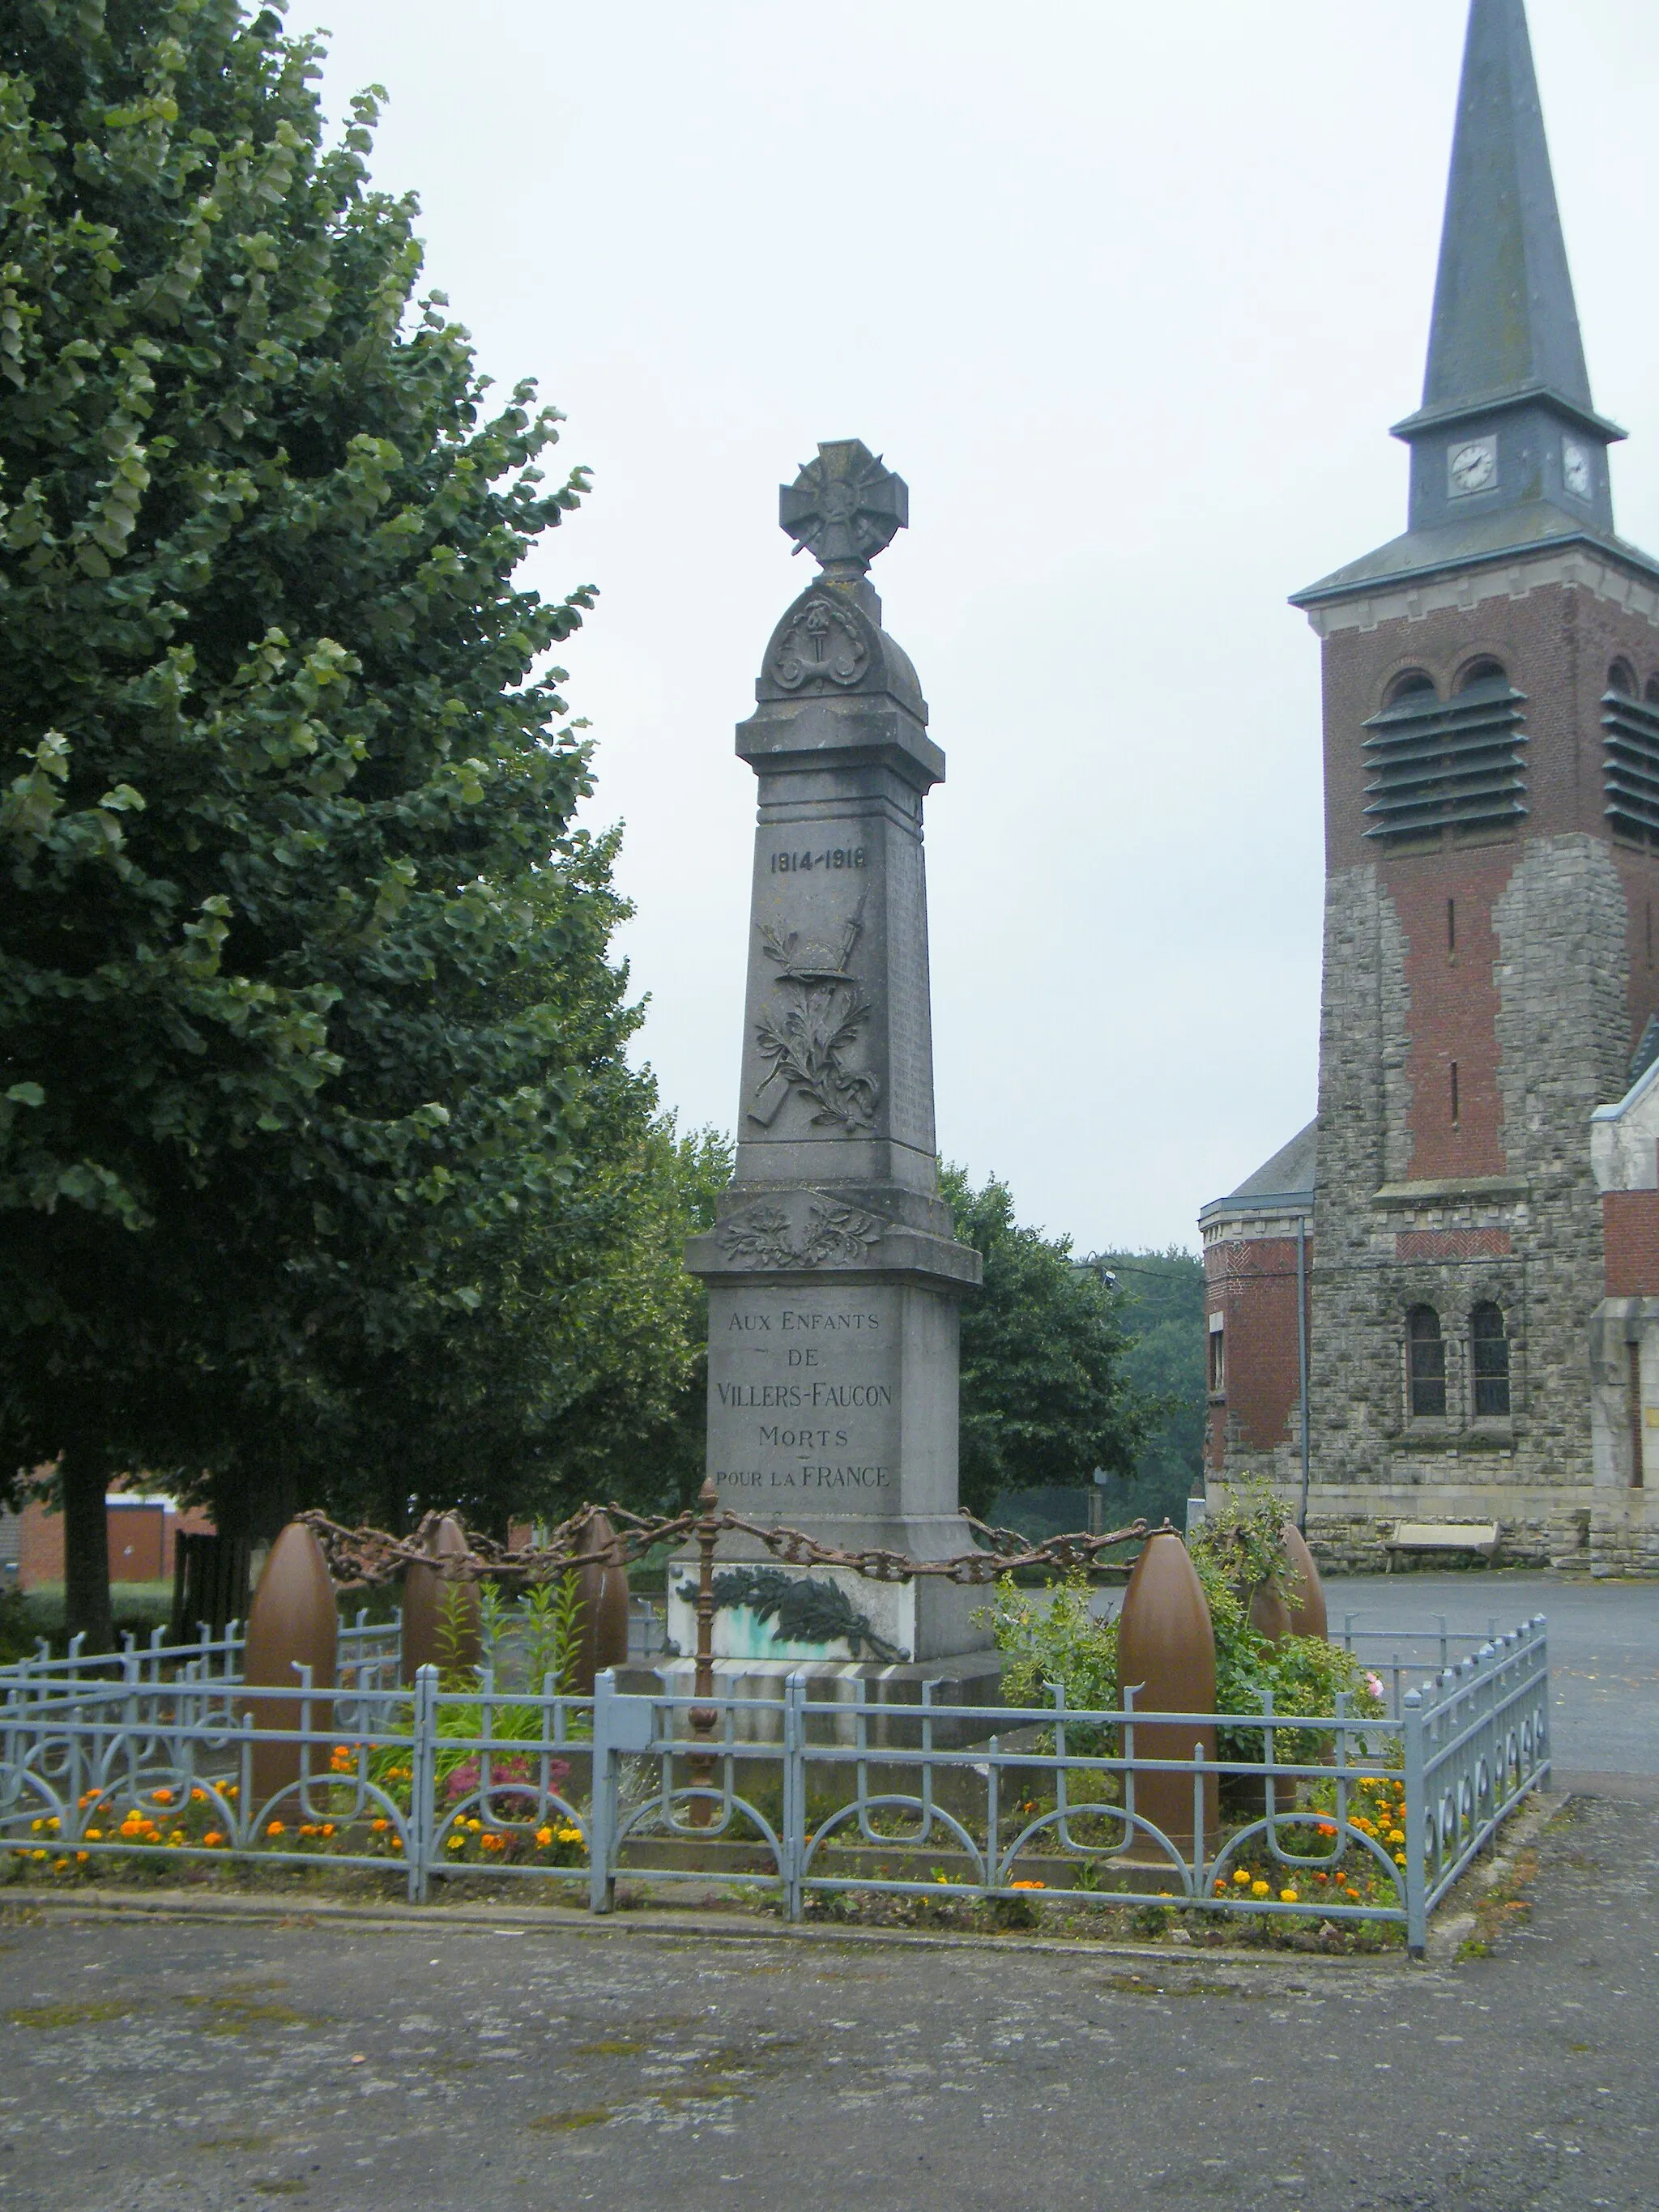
[739,440,943,791]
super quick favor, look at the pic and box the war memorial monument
[674,441,991,1681]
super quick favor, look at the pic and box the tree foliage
[0,0,654,1639]
[941,1164,1154,1519]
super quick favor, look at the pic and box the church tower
[1205,0,1659,1569]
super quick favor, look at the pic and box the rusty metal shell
[1280,1520,1328,1639]
[401,1514,481,1685]
[242,1519,338,1811]
[1247,1579,1293,1645]
[1115,1530,1217,1853]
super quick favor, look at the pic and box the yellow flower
[1279,1888,1299,1904]
[224,1784,238,1799]
[53,1856,70,1873]
[167,1831,186,1847]
[557,1826,582,1845]
[1393,1852,1407,1867]
[1251,1879,1271,1898]
[1232,1869,1252,1886]
[1388,1829,1405,1844]
[84,1828,102,1841]
[446,1834,466,1852]
[75,1852,89,1865]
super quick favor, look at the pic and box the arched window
[1604,665,1659,846]
[1363,662,1526,846]
[1470,1302,1510,1418]
[1407,1306,1447,1417]
[1386,670,1437,707]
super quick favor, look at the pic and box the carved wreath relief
[718,1191,885,1270]
[748,905,881,1134]
[770,595,868,692]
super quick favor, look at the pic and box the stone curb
[1,1883,1412,1975]
[1422,1788,1564,1962]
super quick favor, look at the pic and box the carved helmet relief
[748,901,881,1133]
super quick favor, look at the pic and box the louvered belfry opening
[1602,664,1659,847]
[1362,663,1528,844]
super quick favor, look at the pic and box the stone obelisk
[682,441,985,1673]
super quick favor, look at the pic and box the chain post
[689,1478,719,1829]
[409,1663,437,1904]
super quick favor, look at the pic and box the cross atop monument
[778,440,908,573]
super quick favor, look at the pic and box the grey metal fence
[1,1613,1549,1955]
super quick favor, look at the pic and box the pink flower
[1365,1673,1385,1698]
[444,1754,569,1811]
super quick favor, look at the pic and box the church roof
[1402,0,1593,437]
[1294,0,1659,609]
[1198,1120,1316,1225]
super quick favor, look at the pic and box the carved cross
[778,440,909,571]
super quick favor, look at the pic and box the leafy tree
[0,0,628,1645]
[941,1164,1155,1519]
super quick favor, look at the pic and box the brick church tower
[1202,0,1659,1571]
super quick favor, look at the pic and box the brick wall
[1603,1190,1659,1295]
[13,1496,215,1591]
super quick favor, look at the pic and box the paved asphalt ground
[1,1570,1655,2210]
[0,1792,1653,2212]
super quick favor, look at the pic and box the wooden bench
[1384,1519,1499,1571]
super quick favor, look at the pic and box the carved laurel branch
[296,1505,1158,1592]
[718,1192,885,1268]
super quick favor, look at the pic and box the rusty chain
[296,1498,1162,1592]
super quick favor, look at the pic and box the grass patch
[5,1997,134,2028]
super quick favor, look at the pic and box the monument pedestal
[684,441,987,1671]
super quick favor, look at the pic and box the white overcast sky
[313,2,1659,1255]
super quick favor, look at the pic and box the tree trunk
[60,1447,114,1654]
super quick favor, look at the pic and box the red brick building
[1201,0,1659,1572]
[0,1493,213,1594]
[1200,1124,1314,1495]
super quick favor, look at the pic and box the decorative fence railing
[0,1614,1548,1957]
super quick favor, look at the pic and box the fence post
[783,1669,807,1924]
[408,1663,437,1905]
[1403,1687,1427,1958]
[589,1669,617,1915]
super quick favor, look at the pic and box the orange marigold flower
[535,1827,553,1848]
[1008,1879,1045,1890]
[151,1789,173,1806]
[266,1821,286,1838]
[203,1832,224,1848]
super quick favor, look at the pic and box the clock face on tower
[1563,439,1593,500]
[1448,437,1498,497]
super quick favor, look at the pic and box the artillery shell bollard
[400,1514,482,1686]
[242,1519,339,1810]
[1280,1519,1328,1639]
[1115,1528,1217,1856]
[565,1509,631,1695]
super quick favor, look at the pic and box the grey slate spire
[1414,0,1590,424]
[1293,0,1650,609]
